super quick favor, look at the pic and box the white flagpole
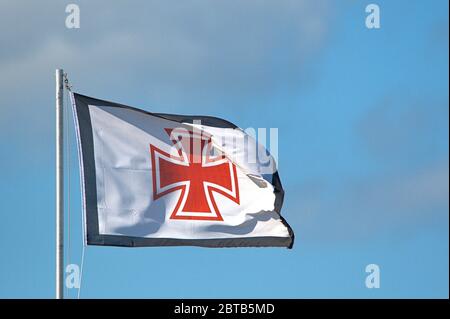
[56,69,64,299]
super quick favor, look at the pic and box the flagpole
[56,69,64,299]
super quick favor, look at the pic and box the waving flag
[71,93,294,248]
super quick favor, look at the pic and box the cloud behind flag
[71,93,294,248]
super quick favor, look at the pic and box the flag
[71,93,294,248]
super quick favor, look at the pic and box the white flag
[71,93,294,248]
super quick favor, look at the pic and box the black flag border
[71,93,294,249]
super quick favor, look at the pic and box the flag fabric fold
[71,93,294,248]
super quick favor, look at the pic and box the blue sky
[0,0,448,298]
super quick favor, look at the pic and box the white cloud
[0,0,332,99]
[0,0,333,145]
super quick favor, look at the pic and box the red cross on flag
[150,128,240,221]
[71,93,294,248]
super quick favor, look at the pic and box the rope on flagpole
[64,85,71,298]
[77,242,86,299]
[63,73,87,299]
[64,76,87,299]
